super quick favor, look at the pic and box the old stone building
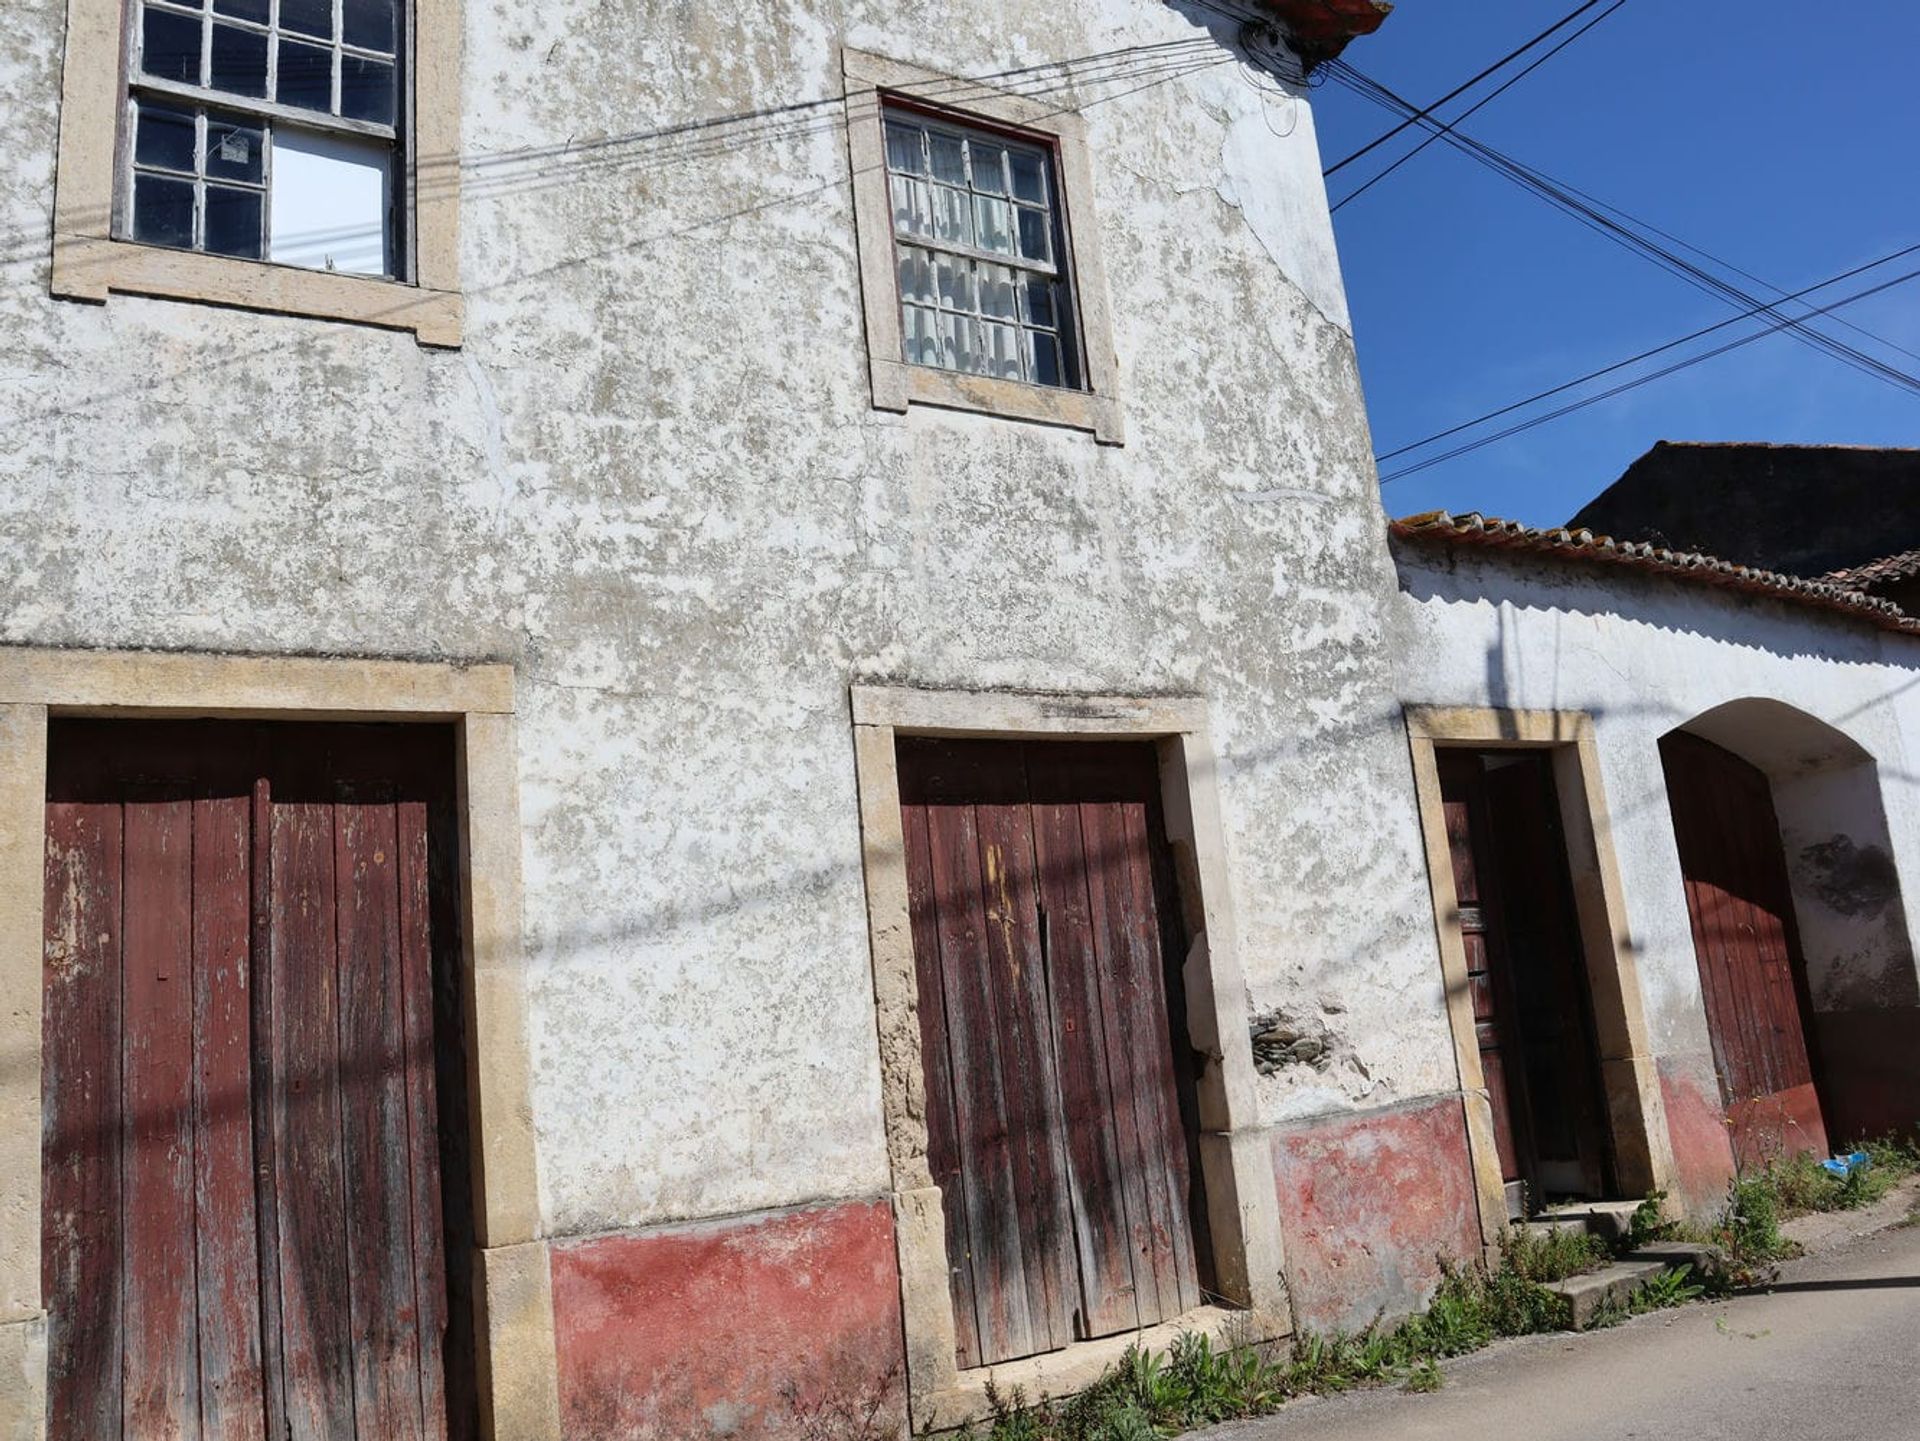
[5,1,1466,1437]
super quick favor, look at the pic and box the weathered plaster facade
[1393,538,1920,1209]
[4,0,1466,1432]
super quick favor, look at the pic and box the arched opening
[1659,700,1920,1164]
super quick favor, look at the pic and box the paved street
[1202,1218,1920,1441]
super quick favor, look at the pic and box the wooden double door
[1439,750,1612,1209]
[899,739,1205,1369]
[1660,731,1829,1161]
[42,721,473,1441]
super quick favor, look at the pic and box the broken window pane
[210,22,269,97]
[204,185,263,258]
[205,113,265,183]
[132,173,195,248]
[342,0,398,52]
[278,37,333,112]
[340,54,396,126]
[142,6,203,86]
[269,127,391,276]
[135,101,198,173]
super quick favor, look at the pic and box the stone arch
[1666,698,1919,1148]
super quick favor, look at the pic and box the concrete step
[1544,1259,1670,1330]
[1537,1199,1646,1241]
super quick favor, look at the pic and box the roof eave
[1262,0,1394,67]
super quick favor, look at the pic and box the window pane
[205,112,265,183]
[1018,274,1057,328]
[933,251,975,312]
[209,22,269,97]
[270,127,392,276]
[929,132,966,187]
[340,54,396,125]
[141,6,203,85]
[204,184,263,258]
[1009,150,1047,205]
[982,322,1022,380]
[212,0,269,23]
[977,264,1017,321]
[342,0,398,52]
[135,101,198,173]
[281,0,333,39]
[930,184,971,247]
[897,246,935,306]
[1015,206,1051,264]
[969,143,1008,194]
[278,37,333,112]
[132,172,195,248]
[901,304,940,367]
[889,174,929,237]
[1027,331,1064,388]
[973,195,1012,255]
[884,121,924,176]
[936,310,979,372]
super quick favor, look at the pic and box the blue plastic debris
[1821,1151,1873,1179]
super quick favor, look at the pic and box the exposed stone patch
[1801,836,1899,919]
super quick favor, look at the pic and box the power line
[1322,0,1614,177]
[1332,1,1626,212]
[1322,60,1920,399]
[1378,259,1920,485]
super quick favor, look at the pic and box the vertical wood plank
[122,796,201,1439]
[271,798,358,1440]
[250,774,289,1441]
[335,787,427,1439]
[396,798,450,1438]
[972,796,1078,1352]
[900,802,981,1370]
[43,796,124,1441]
[922,797,1036,1363]
[193,793,266,1441]
[1028,794,1139,1338]
[1097,792,1203,1318]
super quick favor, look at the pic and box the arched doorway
[1660,701,1920,1163]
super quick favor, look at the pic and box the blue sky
[1310,0,1920,526]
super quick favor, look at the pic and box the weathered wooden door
[43,721,473,1441]
[1660,730,1829,1162]
[1439,751,1611,1207]
[899,739,1203,1368]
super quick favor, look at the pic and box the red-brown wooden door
[42,722,473,1441]
[1660,731,1829,1162]
[899,739,1204,1368]
[1439,751,1611,1207]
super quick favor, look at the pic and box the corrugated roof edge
[1391,510,1920,637]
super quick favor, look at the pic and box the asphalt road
[1200,1219,1920,1441]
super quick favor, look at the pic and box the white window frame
[843,47,1125,444]
[52,0,462,345]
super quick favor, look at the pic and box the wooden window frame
[843,47,1126,445]
[52,0,463,346]
[1403,705,1676,1250]
[851,686,1285,1431]
[0,649,557,1438]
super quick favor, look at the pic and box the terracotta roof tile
[1824,549,1920,588]
[1391,510,1920,636]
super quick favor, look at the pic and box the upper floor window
[843,48,1124,443]
[883,109,1080,391]
[126,0,404,275]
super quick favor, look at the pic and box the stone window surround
[51,0,463,346]
[850,685,1287,1431]
[0,648,558,1439]
[1402,705,1678,1246]
[842,47,1126,445]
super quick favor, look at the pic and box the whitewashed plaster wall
[0,0,1453,1243]
[1391,542,1920,1067]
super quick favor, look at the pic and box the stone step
[1544,1259,1670,1330]
[1537,1199,1646,1241]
